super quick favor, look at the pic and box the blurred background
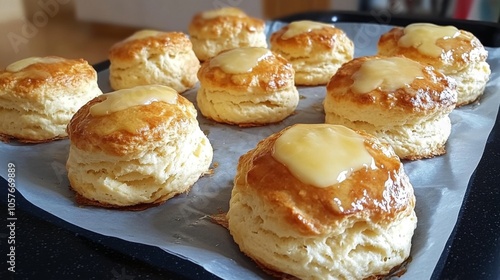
[0,0,499,68]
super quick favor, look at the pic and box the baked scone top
[236,124,415,236]
[68,85,196,156]
[198,47,294,93]
[109,30,193,61]
[0,56,97,96]
[270,20,353,52]
[188,7,265,39]
[378,23,488,72]
[326,55,457,114]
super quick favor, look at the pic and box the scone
[196,47,299,126]
[109,30,199,93]
[227,123,417,280]
[188,7,267,61]
[324,55,457,160]
[270,20,354,86]
[378,23,490,106]
[66,85,213,209]
[0,56,102,143]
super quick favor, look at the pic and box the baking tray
[277,10,500,47]
[1,11,499,279]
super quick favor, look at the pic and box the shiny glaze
[209,47,271,74]
[281,20,334,39]
[398,23,459,57]
[201,7,246,19]
[90,85,178,117]
[273,124,375,187]
[6,56,65,72]
[351,57,424,93]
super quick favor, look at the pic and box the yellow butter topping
[6,56,65,72]
[201,7,245,19]
[209,47,271,74]
[273,124,375,188]
[398,23,459,57]
[123,30,162,42]
[281,20,334,39]
[90,85,178,116]
[351,57,423,93]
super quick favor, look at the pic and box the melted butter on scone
[281,20,333,39]
[123,30,162,42]
[90,85,178,116]
[351,57,424,93]
[272,124,375,188]
[6,56,65,72]
[201,7,246,19]
[209,47,271,73]
[398,23,460,57]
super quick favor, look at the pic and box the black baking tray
[1,10,499,280]
[278,10,500,47]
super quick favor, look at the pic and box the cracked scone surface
[66,85,213,208]
[196,47,299,127]
[270,20,354,86]
[188,7,267,62]
[109,30,200,93]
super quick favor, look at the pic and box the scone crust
[378,26,488,73]
[0,57,101,142]
[109,31,200,93]
[0,57,97,97]
[324,55,457,160]
[68,93,197,157]
[270,23,354,85]
[197,49,295,94]
[188,9,265,40]
[67,87,213,208]
[228,125,417,279]
[188,8,268,61]
[235,126,415,236]
[270,24,353,53]
[109,31,193,61]
[325,55,457,117]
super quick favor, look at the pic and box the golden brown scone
[109,30,199,93]
[0,56,102,143]
[324,55,457,160]
[196,47,299,126]
[270,20,354,86]
[378,23,490,106]
[227,123,417,280]
[66,85,213,209]
[188,7,267,61]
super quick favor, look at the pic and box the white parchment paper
[1,22,499,279]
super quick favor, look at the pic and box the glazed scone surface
[109,30,200,93]
[0,56,102,142]
[324,55,457,160]
[196,47,299,126]
[378,23,490,106]
[270,20,354,85]
[228,124,417,279]
[66,85,213,208]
